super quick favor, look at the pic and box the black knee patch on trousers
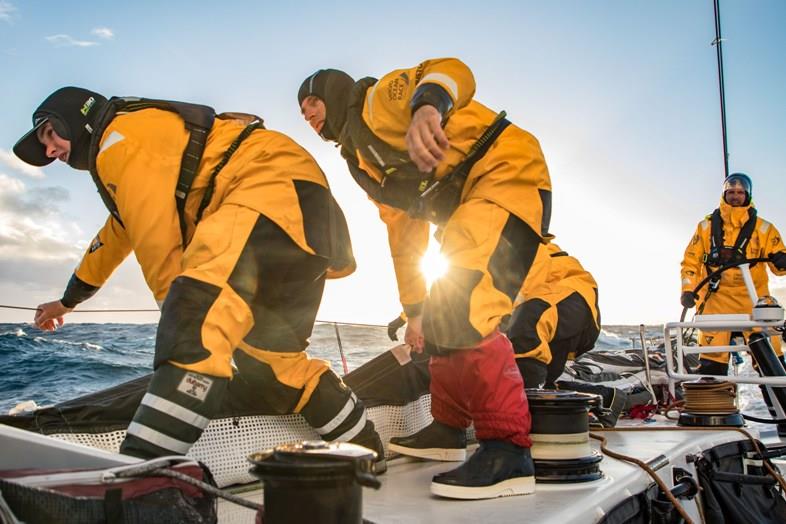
[225,350,305,416]
[156,276,221,368]
[517,358,547,389]
[508,298,551,354]
[300,371,365,441]
[698,358,729,376]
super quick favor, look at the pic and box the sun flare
[420,245,449,286]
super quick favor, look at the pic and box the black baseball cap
[13,87,107,167]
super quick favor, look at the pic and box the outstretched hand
[405,105,449,173]
[34,300,72,331]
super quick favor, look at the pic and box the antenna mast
[713,0,730,179]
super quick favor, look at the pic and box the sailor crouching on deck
[14,87,386,471]
[508,241,601,390]
[298,58,552,499]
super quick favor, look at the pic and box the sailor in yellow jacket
[508,242,601,388]
[680,173,786,374]
[14,87,385,467]
[299,58,552,500]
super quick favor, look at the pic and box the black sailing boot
[349,420,388,474]
[388,420,467,461]
[430,440,536,500]
[596,387,629,428]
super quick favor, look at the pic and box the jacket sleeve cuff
[61,273,100,309]
[402,302,424,318]
[410,83,454,119]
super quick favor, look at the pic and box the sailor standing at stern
[680,173,786,374]
[298,58,553,499]
[14,87,386,470]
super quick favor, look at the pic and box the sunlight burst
[420,245,448,286]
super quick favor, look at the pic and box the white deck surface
[218,421,771,523]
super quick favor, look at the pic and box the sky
[0,0,785,327]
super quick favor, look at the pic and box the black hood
[297,69,355,142]
[14,86,108,171]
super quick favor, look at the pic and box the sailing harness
[339,78,510,225]
[87,97,262,247]
[703,207,758,292]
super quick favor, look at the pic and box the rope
[589,430,694,523]
[595,426,786,513]
[149,468,262,511]
[0,304,391,329]
[0,304,160,313]
[111,463,262,512]
[682,380,737,414]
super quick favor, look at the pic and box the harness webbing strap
[176,125,210,246]
[88,97,216,245]
[407,112,510,224]
[703,207,758,294]
[195,120,262,224]
[707,207,757,267]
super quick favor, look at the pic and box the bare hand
[405,105,450,173]
[34,300,72,331]
[404,314,425,353]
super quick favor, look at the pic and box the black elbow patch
[410,83,454,118]
[294,179,356,273]
[488,215,540,302]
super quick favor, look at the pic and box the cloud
[0,149,45,179]
[0,173,82,263]
[0,1,16,23]
[91,27,114,40]
[45,34,98,48]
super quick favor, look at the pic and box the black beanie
[14,87,108,170]
[297,69,355,141]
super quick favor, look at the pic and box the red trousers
[429,331,532,448]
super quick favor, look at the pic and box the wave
[0,322,660,414]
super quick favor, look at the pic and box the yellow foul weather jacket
[350,58,552,317]
[681,200,786,361]
[74,109,349,304]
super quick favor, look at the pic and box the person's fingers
[405,125,433,172]
[427,116,450,151]
[406,108,449,172]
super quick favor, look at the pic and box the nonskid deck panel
[218,422,765,523]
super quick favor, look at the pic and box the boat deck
[218,420,780,523]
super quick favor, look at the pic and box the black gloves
[680,291,696,309]
[771,251,786,271]
[387,313,407,341]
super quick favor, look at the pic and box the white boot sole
[388,443,467,461]
[430,476,536,500]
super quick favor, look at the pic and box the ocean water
[0,322,770,421]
